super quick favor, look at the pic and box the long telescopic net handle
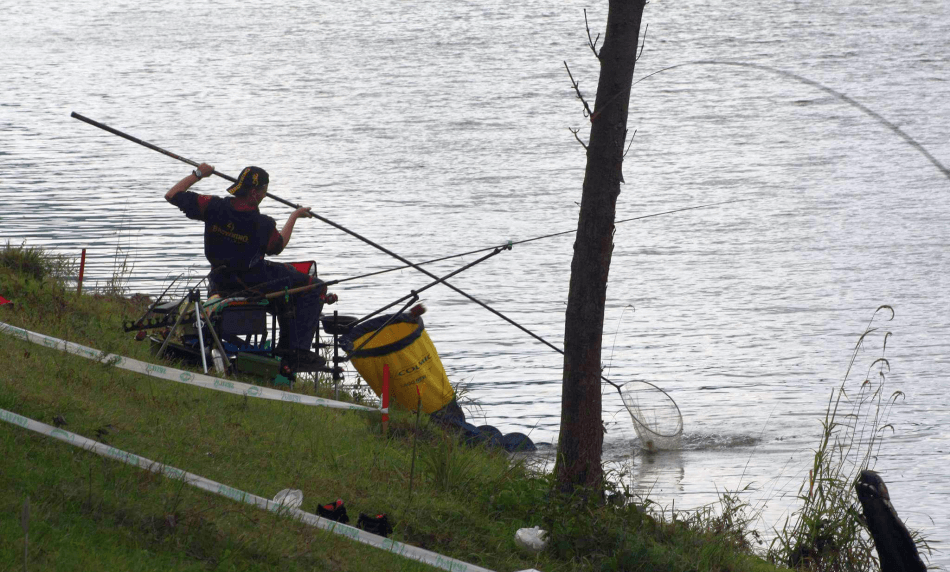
[71,112,238,183]
[71,113,360,225]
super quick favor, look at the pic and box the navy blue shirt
[169,191,283,270]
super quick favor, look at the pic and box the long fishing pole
[71,113,742,285]
[71,112,331,216]
[70,112,618,391]
[333,199,747,284]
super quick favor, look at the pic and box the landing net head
[620,380,683,451]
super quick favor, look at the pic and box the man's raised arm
[165,162,214,202]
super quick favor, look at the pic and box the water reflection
[631,449,687,497]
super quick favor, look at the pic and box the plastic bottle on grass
[273,489,303,510]
[514,526,548,553]
[212,349,226,374]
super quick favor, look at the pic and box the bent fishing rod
[629,60,950,182]
[71,112,668,392]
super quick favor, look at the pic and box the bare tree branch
[569,127,588,150]
[623,128,637,157]
[584,9,601,58]
[563,61,595,120]
[636,23,649,61]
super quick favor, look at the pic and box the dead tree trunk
[555,0,646,491]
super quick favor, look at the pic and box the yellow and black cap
[226,166,269,196]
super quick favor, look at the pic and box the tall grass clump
[532,471,782,572]
[0,241,74,285]
[767,305,930,571]
[98,220,138,296]
[0,241,81,321]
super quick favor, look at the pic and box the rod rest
[151,297,188,314]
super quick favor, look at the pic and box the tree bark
[555,0,646,491]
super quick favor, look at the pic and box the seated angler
[164,163,327,371]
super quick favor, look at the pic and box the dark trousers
[210,261,324,351]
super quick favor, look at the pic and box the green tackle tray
[235,352,281,378]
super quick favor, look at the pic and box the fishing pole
[71,112,336,217]
[352,243,511,329]
[332,199,747,284]
[71,112,742,285]
[252,243,509,326]
[125,272,183,330]
[70,112,621,391]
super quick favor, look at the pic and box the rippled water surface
[3,0,949,564]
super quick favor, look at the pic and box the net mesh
[620,381,683,452]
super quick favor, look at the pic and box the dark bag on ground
[317,499,349,524]
[357,513,393,537]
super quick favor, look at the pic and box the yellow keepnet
[342,315,454,414]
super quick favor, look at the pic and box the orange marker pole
[77,248,86,295]
[382,364,390,435]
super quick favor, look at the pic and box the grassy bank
[0,244,818,571]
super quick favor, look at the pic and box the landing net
[620,381,683,452]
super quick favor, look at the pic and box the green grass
[0,244,808,571]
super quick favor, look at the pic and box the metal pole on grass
[407,386,422,508]
[192,291,209,374]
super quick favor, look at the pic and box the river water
[3,0,949,565]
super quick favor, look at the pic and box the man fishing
[165,163,326,370]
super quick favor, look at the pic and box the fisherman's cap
[227,166,269,195]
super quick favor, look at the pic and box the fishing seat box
[217,305,268,337]
[178,305,267,341]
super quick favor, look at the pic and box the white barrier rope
[0,408,493,572]
[0,322,380,413]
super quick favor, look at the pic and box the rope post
[77,248,86,295]
[382,364,390,435]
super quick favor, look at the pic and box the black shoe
[317,499,350,524]
[356,513,393,537]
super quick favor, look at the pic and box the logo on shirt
[210,224,250,243]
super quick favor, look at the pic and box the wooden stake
[77,248,86,295]
[21,496,29,572]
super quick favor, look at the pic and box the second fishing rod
[333,198,746,284]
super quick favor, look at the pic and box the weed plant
[99,219,138,296]
[1,240,75,289]
[766,306,932,571]
[536,478,780,572]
